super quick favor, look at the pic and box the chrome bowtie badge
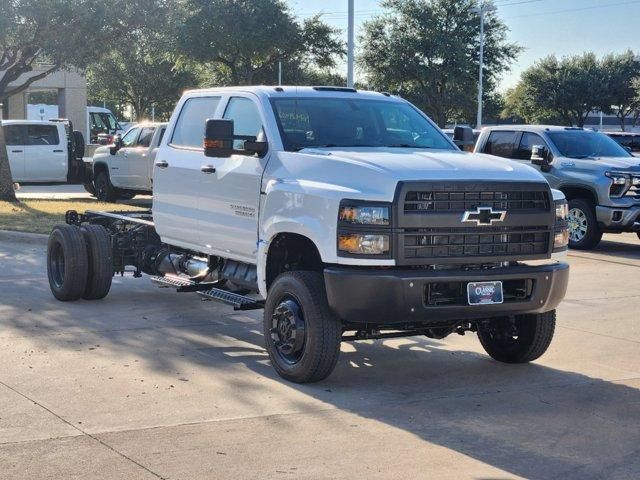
[462,207,506,225]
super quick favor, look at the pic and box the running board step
[150,275,193,288]
[198,288,265,311]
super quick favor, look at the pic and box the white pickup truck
[46,86,570,383]
[90,122,166,201]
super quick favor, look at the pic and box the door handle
[53,149,63,153]
[155,160,169,168]
[11,150,23,153]
[201,165,216,174]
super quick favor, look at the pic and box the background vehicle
[91,122,166,201]
[2,119,90,184]
[475,125,640,248]
[46,86,569,383]
[605,131,640,155]
[87,106,124,145]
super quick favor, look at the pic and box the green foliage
[177,0,344,85]
[359,0,521,127]
[601,51,640,131]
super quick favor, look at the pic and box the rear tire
[478,311,556,363]
[263,271,341,383]
[47,225,89,301]
[81,224,113,300]
[94,170,117,202]
[568,198,602,249]
[83,182,96,196]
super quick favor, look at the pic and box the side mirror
[204,119,267,158]
[453,126,475,151]
[530,145,552,171]
[109,135,123,155]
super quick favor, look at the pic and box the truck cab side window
[483,131,518,158]
[137,127,155,147]
[171,96,221,148]
[223,97,264,150]
[27,125,59,146]
[121,127,140,147]
[3,125,27,146]
[515,132,548,160]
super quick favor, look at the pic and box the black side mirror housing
[531,145,552,171]
[204,118,268,158]
[109,135,123,155]
[453,126,475,151]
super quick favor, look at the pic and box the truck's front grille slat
[624,184,640,200]
[404,190,550,213]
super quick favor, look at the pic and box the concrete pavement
[0,234,639,479]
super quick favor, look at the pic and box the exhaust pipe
[153,249,218,282]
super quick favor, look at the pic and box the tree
[0,0,158,201]
[601,51,640,131]
[87,33,197,121]
[177,0,344,85]
[504,53,609,127]
[359,0,521,127]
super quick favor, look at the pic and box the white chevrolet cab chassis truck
[46,86,570,383]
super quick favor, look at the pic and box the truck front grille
[403,227,550,260]
[624,184,640,201]
[404,190,549,213]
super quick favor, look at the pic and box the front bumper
[324,262,569,325]
[596,205,640,231]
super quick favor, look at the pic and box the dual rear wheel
[47,224,113,301]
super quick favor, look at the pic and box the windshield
[270,97,454,152]
[547,130,632,159]
[91,112,121,133]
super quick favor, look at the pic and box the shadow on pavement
[0,242,639,479]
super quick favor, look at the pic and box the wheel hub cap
[271,299,305,360]
[568,207,588,242]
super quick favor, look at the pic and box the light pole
[347,0,355,88]
[473,2,496,129]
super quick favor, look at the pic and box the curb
[0,229,48,246]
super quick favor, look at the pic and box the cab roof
[1,119,62,126]
[182,85,400,101]
[481,125,593,133]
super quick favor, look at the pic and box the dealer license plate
[467,281,504,305]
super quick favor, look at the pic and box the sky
[288,0,640,91]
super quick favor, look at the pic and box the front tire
[83,182,96,196]
[478,311,556,363]
[263,271,341,383]
[94,170,117,202]
[568,198,602,249]
[47,225,89,301]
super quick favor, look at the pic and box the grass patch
[0,200,147,234]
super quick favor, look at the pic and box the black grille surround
[393,181,556,265]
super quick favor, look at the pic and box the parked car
[2,119,90,184]
[90,122,167,201]
[46,86,569,383]
[475,125,640,249]
[605,132,640,155]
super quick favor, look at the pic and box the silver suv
[475,125,640,249]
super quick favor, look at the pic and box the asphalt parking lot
[0,232,639,479]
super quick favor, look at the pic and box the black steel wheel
[263,271,341,383]
[47,225,89,301]
[81,224,113,300]
[478,310,556,363]
[94,170,117,202]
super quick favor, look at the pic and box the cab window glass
[121,127,140,147]
[171,96,221,148]
[137,127,155,147]
[223,97,264,149]
[515,132,547,160]
[27,125,59,145]
[3,125,27,146]
[484,131,517,158]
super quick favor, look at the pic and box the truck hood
[297,147,546,182]
[573,156,640,171]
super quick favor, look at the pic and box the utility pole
[347,0,355,88]
[473,2,495,129]
[278,60,282,86]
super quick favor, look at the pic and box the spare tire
[81,224,113,300]
[47,225,89,301]
[72,131,85,159]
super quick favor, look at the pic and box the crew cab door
[127,126,155,189]
[153,95,223,251]
[110,127,140,188]
[3,125,26,182]
[198,95,267,261]
[23,124,67,182]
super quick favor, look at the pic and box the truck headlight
[339,205,390,225]
[554,199,569,250]
[338,234,390,255]
[606,171,630,198]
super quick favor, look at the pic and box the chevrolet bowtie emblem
[462,207,507,225]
